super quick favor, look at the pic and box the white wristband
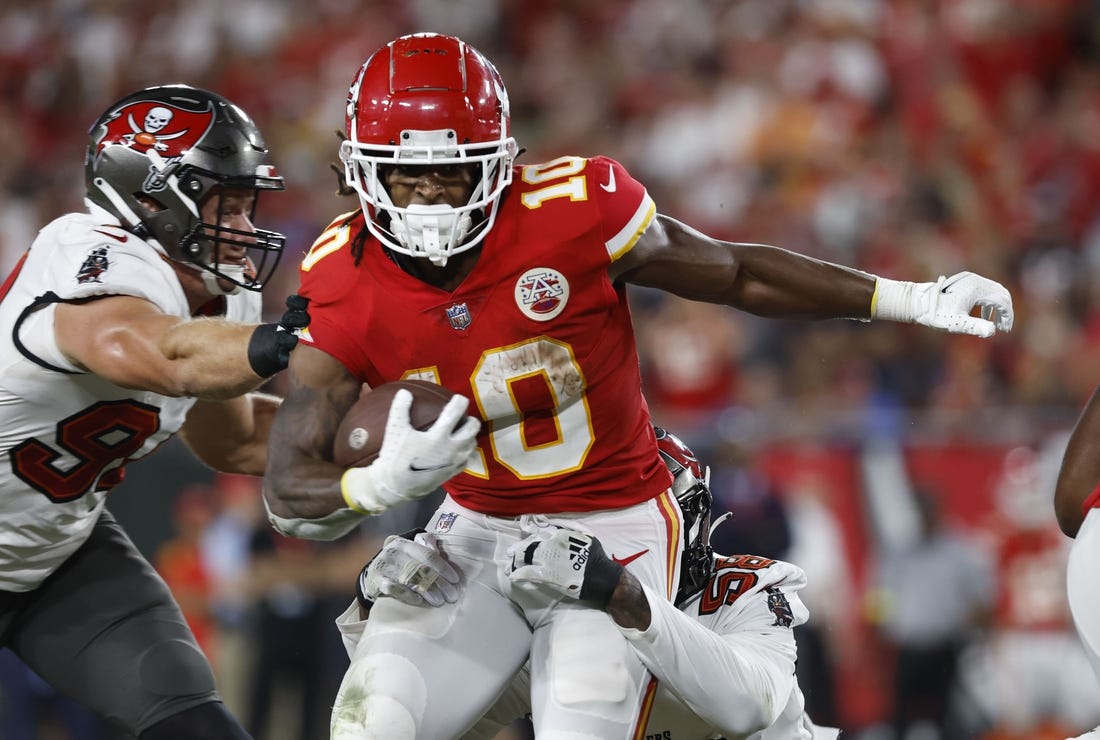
[870,277,918,323]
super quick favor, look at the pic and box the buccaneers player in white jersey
[1055,387,1100,739]
[337,428,840,739]
[0,85,306,739]
[262,33,1012,738]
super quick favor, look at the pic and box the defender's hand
[357,530,460,609]
[341,389,480,515]
[247,294,311,377]
[506,528,624,608]
[872,271,1014,337]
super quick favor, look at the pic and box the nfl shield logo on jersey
[445,303,472,331]
[435,511,458,533]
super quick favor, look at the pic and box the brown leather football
[332,380,457,468]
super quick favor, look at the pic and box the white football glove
[506,527,624,607]
[871,271,1014,338]
[341,389,481,515]
[358,531,460,608]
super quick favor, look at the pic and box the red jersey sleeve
[586,156,656,262]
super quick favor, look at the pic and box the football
[332,380,457,468]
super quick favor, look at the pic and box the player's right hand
[341,389,480,514]
[506,527,624,608]
[358,530,460,609]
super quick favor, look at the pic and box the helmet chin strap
[198,262,243,296]
[391,204,472,267]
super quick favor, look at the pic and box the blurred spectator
[154,484,219,664]
[243,523,368,740]
[960,446,1100,740]
[868,489,993,740]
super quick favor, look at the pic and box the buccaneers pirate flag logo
[91,99,216,192]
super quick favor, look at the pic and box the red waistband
[1083,481,1100,515]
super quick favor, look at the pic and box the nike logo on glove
[939,274,967,294]
[408,461,452,473]
[611,549,649,567]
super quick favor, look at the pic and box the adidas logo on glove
[567,535,590,571]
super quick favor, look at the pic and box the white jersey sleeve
[619,554,837,739]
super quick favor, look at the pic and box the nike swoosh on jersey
[93,229,128,243]
[611,548,649,566]
[600,166,616,193]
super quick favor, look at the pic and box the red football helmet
[654,427,716,603]
[340,33,518,266]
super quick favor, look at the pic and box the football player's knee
[331,652,425,740]
[138,639,217,697]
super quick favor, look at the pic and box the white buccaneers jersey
[336,554,840,739]
[0,212,261,591]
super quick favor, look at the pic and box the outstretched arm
[1055,384,1100,537]
[614,213,1013,336]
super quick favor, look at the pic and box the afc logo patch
[77,246,110,284]
[766,586,794,628]
[514,267,569,322]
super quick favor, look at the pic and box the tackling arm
[56,296,267,399]
[1055,384,1100,537]
[620,583,801,736]
[177,392,281,476]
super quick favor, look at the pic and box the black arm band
[247,323,293,378]
[578,538,625,609]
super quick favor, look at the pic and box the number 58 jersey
[0,213,261,591]
[299,156,673,516]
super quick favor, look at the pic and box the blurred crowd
[3,0,1100,738]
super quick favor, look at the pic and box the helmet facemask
[340,129,515,268]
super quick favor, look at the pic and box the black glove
[247,294,310,377]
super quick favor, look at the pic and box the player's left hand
[506,527,624,608]
[873,271,1014,337]
[357,529,460,609]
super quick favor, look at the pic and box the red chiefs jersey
[298,156,673,516]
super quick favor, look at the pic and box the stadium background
[2,0,1100,738]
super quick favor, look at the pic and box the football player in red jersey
[262,33,1013,738]
[0,85,308,739]
[1055,387,1100,739]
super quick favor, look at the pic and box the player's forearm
[179,393,281,476]
[157,318,266,399]
[725,243,876,320]
[605,569,652,630]
[617,585,796,735]
[1055,384,1100,536]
